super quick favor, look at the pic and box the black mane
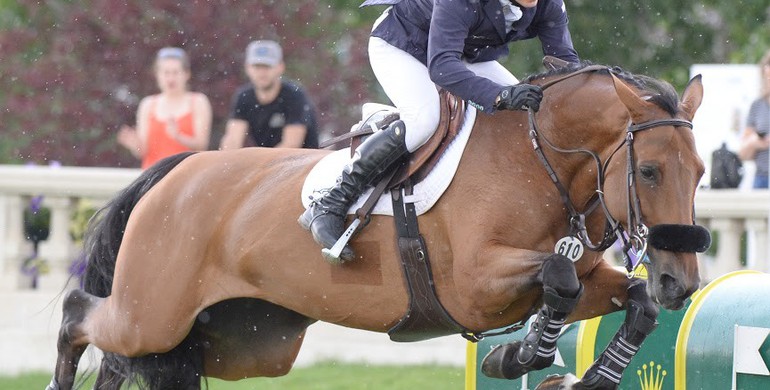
[522,61,680,116]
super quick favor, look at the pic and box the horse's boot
[576,280,658,389]
[298,120,408,263]
[482,284,582,379]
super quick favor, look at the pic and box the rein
[527,67,694,275]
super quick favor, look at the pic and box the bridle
[527,66,694,275]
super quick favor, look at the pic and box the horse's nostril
[660,273,685,298]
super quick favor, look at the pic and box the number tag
[554,236,584,262]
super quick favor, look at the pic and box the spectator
[738,50,770,189]
[117,47,212,169]
[219,40,319,150]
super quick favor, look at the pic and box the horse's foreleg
[481,254,583,379]
[47,289,100,390]
[575,279,659,389]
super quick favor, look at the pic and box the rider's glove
[495,84,543,112]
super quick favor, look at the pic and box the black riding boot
[576,280,658,389]
[299,120,408,263]
[482,284,583,379]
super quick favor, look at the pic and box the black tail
[82,152,205,389]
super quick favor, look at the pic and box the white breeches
[368,36,519,152]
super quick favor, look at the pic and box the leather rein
[527,66,694,274]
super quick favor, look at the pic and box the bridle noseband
[527,66,696,275]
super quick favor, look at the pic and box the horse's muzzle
[648,224,711,253]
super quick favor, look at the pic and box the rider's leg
[298,121,408,261]
[368,36,440,152]
[298,36,438,262]
[577,279,658,389]
[482,254,583,379]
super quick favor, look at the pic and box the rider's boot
[299,120,408,263]
[576,280,658,389]
[482,284,583,379]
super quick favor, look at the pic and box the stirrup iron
[321,218,361,263]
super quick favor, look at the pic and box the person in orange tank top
[118,47,212,169]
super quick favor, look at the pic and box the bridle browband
[527,66,698,274]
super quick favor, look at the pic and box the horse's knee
[539,254,581,298]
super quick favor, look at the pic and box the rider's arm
[531,0,579,63]
[427,0,506,113]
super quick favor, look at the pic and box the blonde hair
[760,50,770,98]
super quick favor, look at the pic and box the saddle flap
[391,90,466,186]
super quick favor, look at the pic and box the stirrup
[321,218,361,264]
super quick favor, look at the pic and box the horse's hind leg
[481,254,583,379]
[47,289,100,390]
[574,279,658,389]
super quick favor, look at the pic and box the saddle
[324,89,466,186]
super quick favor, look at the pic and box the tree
[2,1,769,167]
[0,0,375,166]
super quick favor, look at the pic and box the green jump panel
[466,270,770,390]
[466,301,688,390]
[676,270,770,390]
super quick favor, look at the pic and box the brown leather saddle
[324,89,467,186]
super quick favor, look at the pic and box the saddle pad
[301,106,477,216]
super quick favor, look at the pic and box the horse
[48,62,708,390]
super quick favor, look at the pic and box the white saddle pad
[301,106,477,216]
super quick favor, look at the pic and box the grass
[0,362,465,389]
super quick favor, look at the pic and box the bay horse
[49,63,708,390]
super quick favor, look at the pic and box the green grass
[0,362,465,389]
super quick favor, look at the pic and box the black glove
[495,84,543,112]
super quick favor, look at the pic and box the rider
[299,0,580,262]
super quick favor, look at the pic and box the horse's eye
[639,165,659,182]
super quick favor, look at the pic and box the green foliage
[0,0,375,166]
[1,1,769,166]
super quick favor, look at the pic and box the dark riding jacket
[361,0,579,113]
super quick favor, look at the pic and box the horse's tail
[81,152,205,389]
[83,152,196,297]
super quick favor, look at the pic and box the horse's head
[600,71,709,310]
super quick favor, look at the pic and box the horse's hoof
[534,373,580,390]
[480,342,520,379]
[45,377,60,390]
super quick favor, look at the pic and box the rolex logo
[637,360,666,390]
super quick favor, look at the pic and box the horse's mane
[523,61,680,116]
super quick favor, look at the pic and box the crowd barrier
[465,271,770,390]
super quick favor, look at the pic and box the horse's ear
[610,73,657,123]
[680,74,704,121]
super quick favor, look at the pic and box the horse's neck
[468,94,624,240]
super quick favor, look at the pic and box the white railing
[0,165,767,291]
[0,165,141,291]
